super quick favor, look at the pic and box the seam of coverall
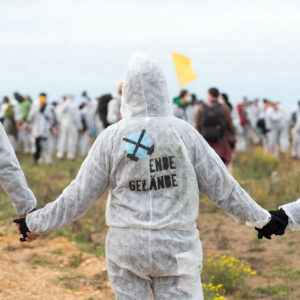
[88,156,109,176]
[136,59,153,274]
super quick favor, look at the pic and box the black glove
[269,209,289,235]
[13,217,30,242]
[255,209,289,239]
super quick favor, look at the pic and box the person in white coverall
[19,53,282,300]
[291,101,300,159]
[77,101,91,157]
[57,95,82,160]
[0,123,36,216]
[27,94,57,164]
[247,99,261,145]
[107,82,123,125]
[266,103,288,157]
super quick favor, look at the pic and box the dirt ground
[0,234,113,300]
[1,211,300,300]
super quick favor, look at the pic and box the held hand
[255,209,289,239]
[13,217,39,242]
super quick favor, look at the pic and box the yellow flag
[172,52,197,86]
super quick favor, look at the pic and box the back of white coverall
[57,97,82,160]
[26,53,270,300]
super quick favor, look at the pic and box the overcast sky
[0,0,299,109]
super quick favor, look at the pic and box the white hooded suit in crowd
[57,95,82,160]
[0,123,36,216]
[291,105,300,158]
[26,53,270,300]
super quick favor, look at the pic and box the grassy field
[0,146,300,299]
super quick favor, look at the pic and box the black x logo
[123,129,154,162]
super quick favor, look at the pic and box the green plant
[202,282,226,299]
[202,254,256,294]
[69,253,83,268]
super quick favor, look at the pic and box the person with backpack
[97,93,113,129]
[195,87,235,166]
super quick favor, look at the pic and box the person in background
[186,93,199,125]
[195,87,235,167]
[291,100,300,159]
[219,93,233,111]
[0,97,5,123]
[256,99,271,152]
[81,90,91,103]
[265,102,288,157]
[27,93,57,164]
[18,95,32,154]
[97,93,113,129]
[77,101,91,157]
[56,94,82,160]
[8,92,23,151]
[2,96,18,148]
[235,97,250,152]
[107,82,123,125]
[247,98,261,145]
[172,89,191,121]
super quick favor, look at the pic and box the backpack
[201,103,225,142]
[97,94,113,128]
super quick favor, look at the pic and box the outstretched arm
[0,123,36,216]
[26,131,111,234]
[193,132,270,229]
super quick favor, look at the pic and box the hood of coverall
[121,52,172,119]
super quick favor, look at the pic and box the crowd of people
[1,84,300,165]
[172,88,300,164]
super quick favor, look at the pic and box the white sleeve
[280,200,300,231]
[0,123,37,215]
[193,133,270,229]
[26,130,111,234]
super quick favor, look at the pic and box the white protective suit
[0,123,36,216]
[247,103,261,144]
[57,96,82,160]
[77,104,91,157]
[291,106,300,158]
[280,200,300,231]
[107,92,122,125]
[28,102,56,164]
[26,53,271,300]
[266,106,285,156]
